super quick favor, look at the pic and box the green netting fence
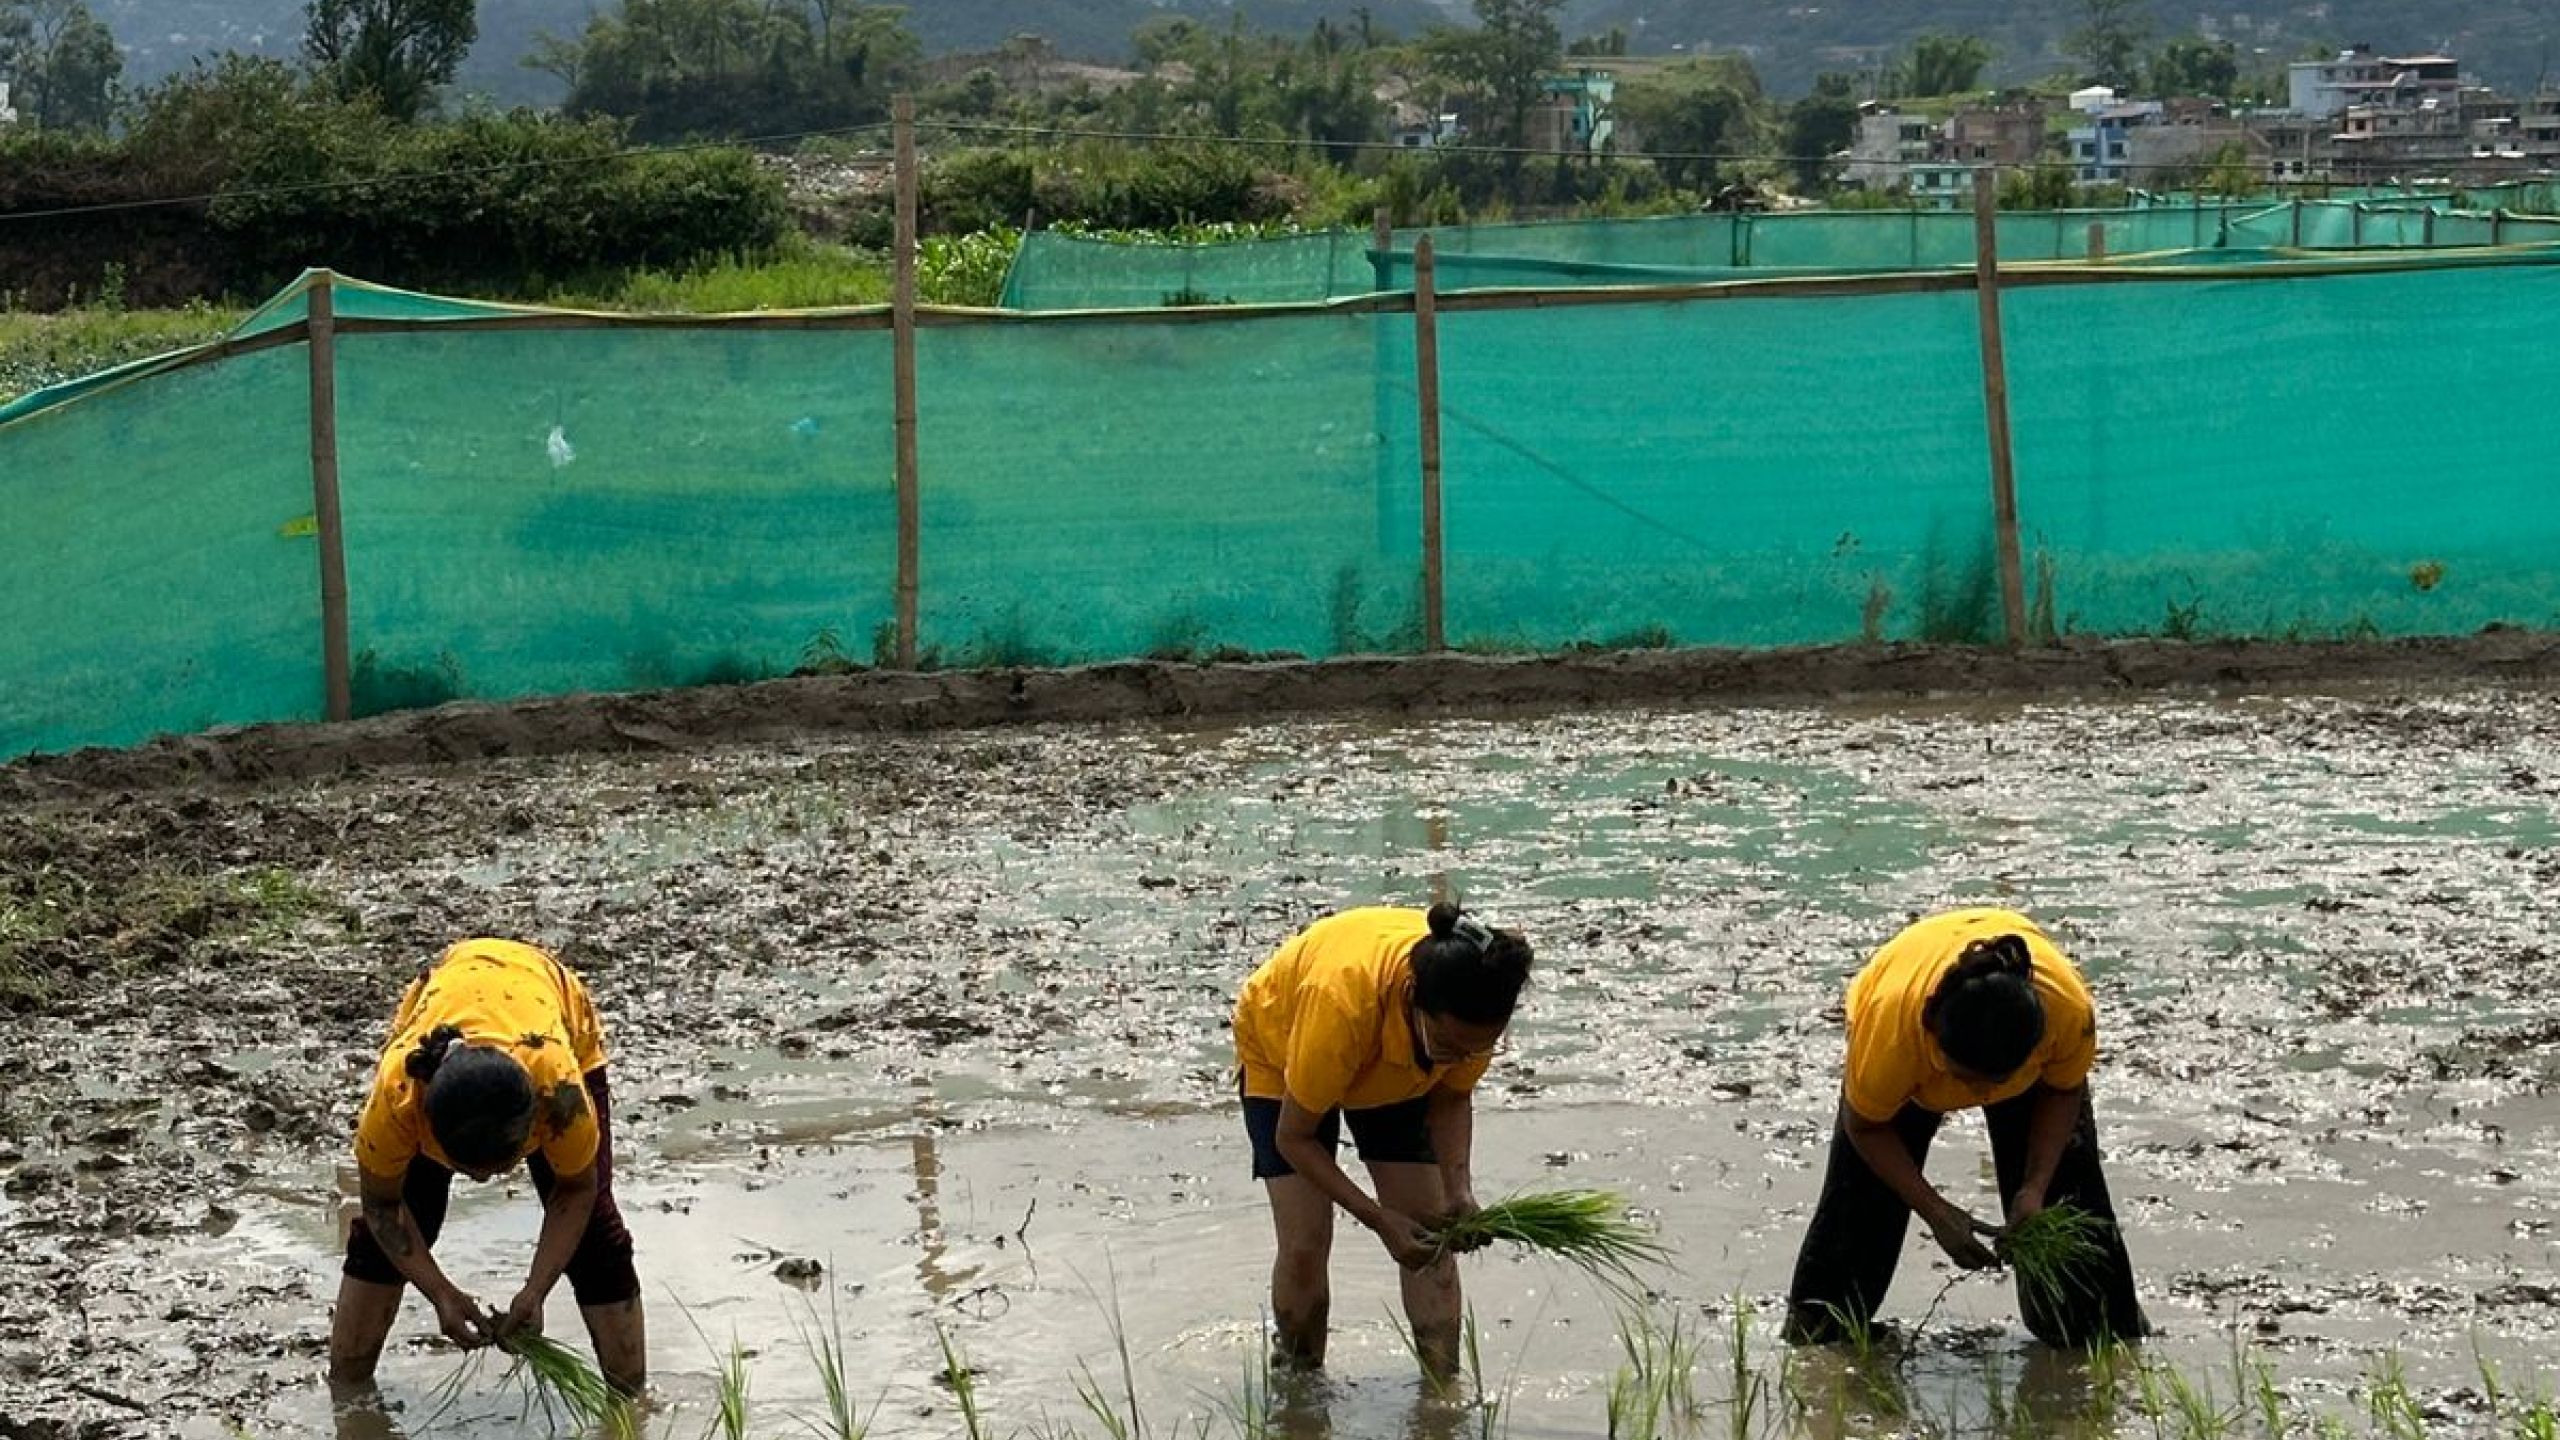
[1001,191,2560,310]
[9,252,2560,762]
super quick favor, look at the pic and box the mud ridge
[11,634,2560,798]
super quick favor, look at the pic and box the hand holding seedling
[1926,1206,2002,1270]
[431,1286,496,1349]
[1438,1193,1491,1253]
[499,1285,547,1342]
[1371,1209,1440,1270]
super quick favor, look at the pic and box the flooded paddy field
[7,685,2560,1438]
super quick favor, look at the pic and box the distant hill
[92,0,1460,108]
[80,0,2560,104]
[1560,0,2560,97]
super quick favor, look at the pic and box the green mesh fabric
[0,347,323,756]
[995,197,2560,312]
[998,231,1374,311]
[333,327,899,708]
[1437,289,1995,649]
[15,253,2560,761]
[2004,263,2560,637]
[914,310,1417,663]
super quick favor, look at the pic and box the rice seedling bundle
[1426,1189,1670,1291]
[1997,1202,2113,1318]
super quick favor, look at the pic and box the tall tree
[305,0,477,121]
[2068,0,2151,91]
[548,0,917,142]
[3,1,121,130]
[1899,32,1991,98]
[1785,71,1858,192]
[1615,55,1764,191]
[2148,35,2239,98]
[1423,0,1563,152]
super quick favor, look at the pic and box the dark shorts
[343,1067,639,1307]
[1242,1093,1436,1180]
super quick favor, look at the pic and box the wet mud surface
[8,684,2560,1436]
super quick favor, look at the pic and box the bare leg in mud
[326,1276,408,1387]
[581,1296,649,1394]
[1265,1174,1337,1368]
[327,1277,412,1438]
[1369,1161,1460,1384]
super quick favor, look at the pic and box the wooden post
[1371,205,1393,291]
[2291,197,2304,247]
[2086,222,2107,262]
[2493,209,2507,247]
[1970,170,2029,650]
[2351,202,2365,247]
[2423,208,2437,247]
[892,93,921,670]
[306,271,352,722]
[1414,234,1446,653]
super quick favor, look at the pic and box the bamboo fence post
[1972,170,2029,649]
[1415,234,1446,653]
[892,94,921,669]
[307,271,352,722]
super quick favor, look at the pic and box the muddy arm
[1840,1097,1960,1230]
[357,1168,485,1339]
[509,1162,597,1328]
[1424,1084,1477,1213]
[2009,1082,2084,1217]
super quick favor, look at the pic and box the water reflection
[1263,1371,1495,1440]
[908,1077,979,1301]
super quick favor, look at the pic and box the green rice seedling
[1813,1303,1904,1420]
[1721,1298,1762,1440]
[2084,1339,2130,1432]
[2160,1361,2240,1440]
[494,1330,621,1435]
[2515,1397,2559,1440]
[708,1334,752,1440]
[2230,1336,2282,1438]
[934,1324,990,1440]
[1429,1190,1671,1295]
[1605,1306,1703,1440]
[2364,1354,2429,1440]
[1996,1204,2113,1321]
[1209,1324,1275,1440]
[792,1288,878,1440]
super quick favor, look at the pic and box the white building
[0,82,16,127]
[2287,46,2461,117]
[2069,85,2120,114]
[1845,106,1933,191]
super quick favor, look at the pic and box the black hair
[1410,901,1534,1026]
[406,1025,535,1173]
[1923,934,2045,1080]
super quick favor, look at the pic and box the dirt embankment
[10,634,2560,802]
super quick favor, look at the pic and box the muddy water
[11,689,2560,1437]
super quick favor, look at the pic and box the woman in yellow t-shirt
[1233,902,1535,1380]
[326,940,646,1396]
[1784,908,2148,1347]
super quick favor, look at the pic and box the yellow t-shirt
[1842,908,2097,1123]
[354,939,610,1180]
[1234,907,1493,1114]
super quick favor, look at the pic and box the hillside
[93,0,1457,107]
[1560,0,2560,96]
[82,0,2560,102]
